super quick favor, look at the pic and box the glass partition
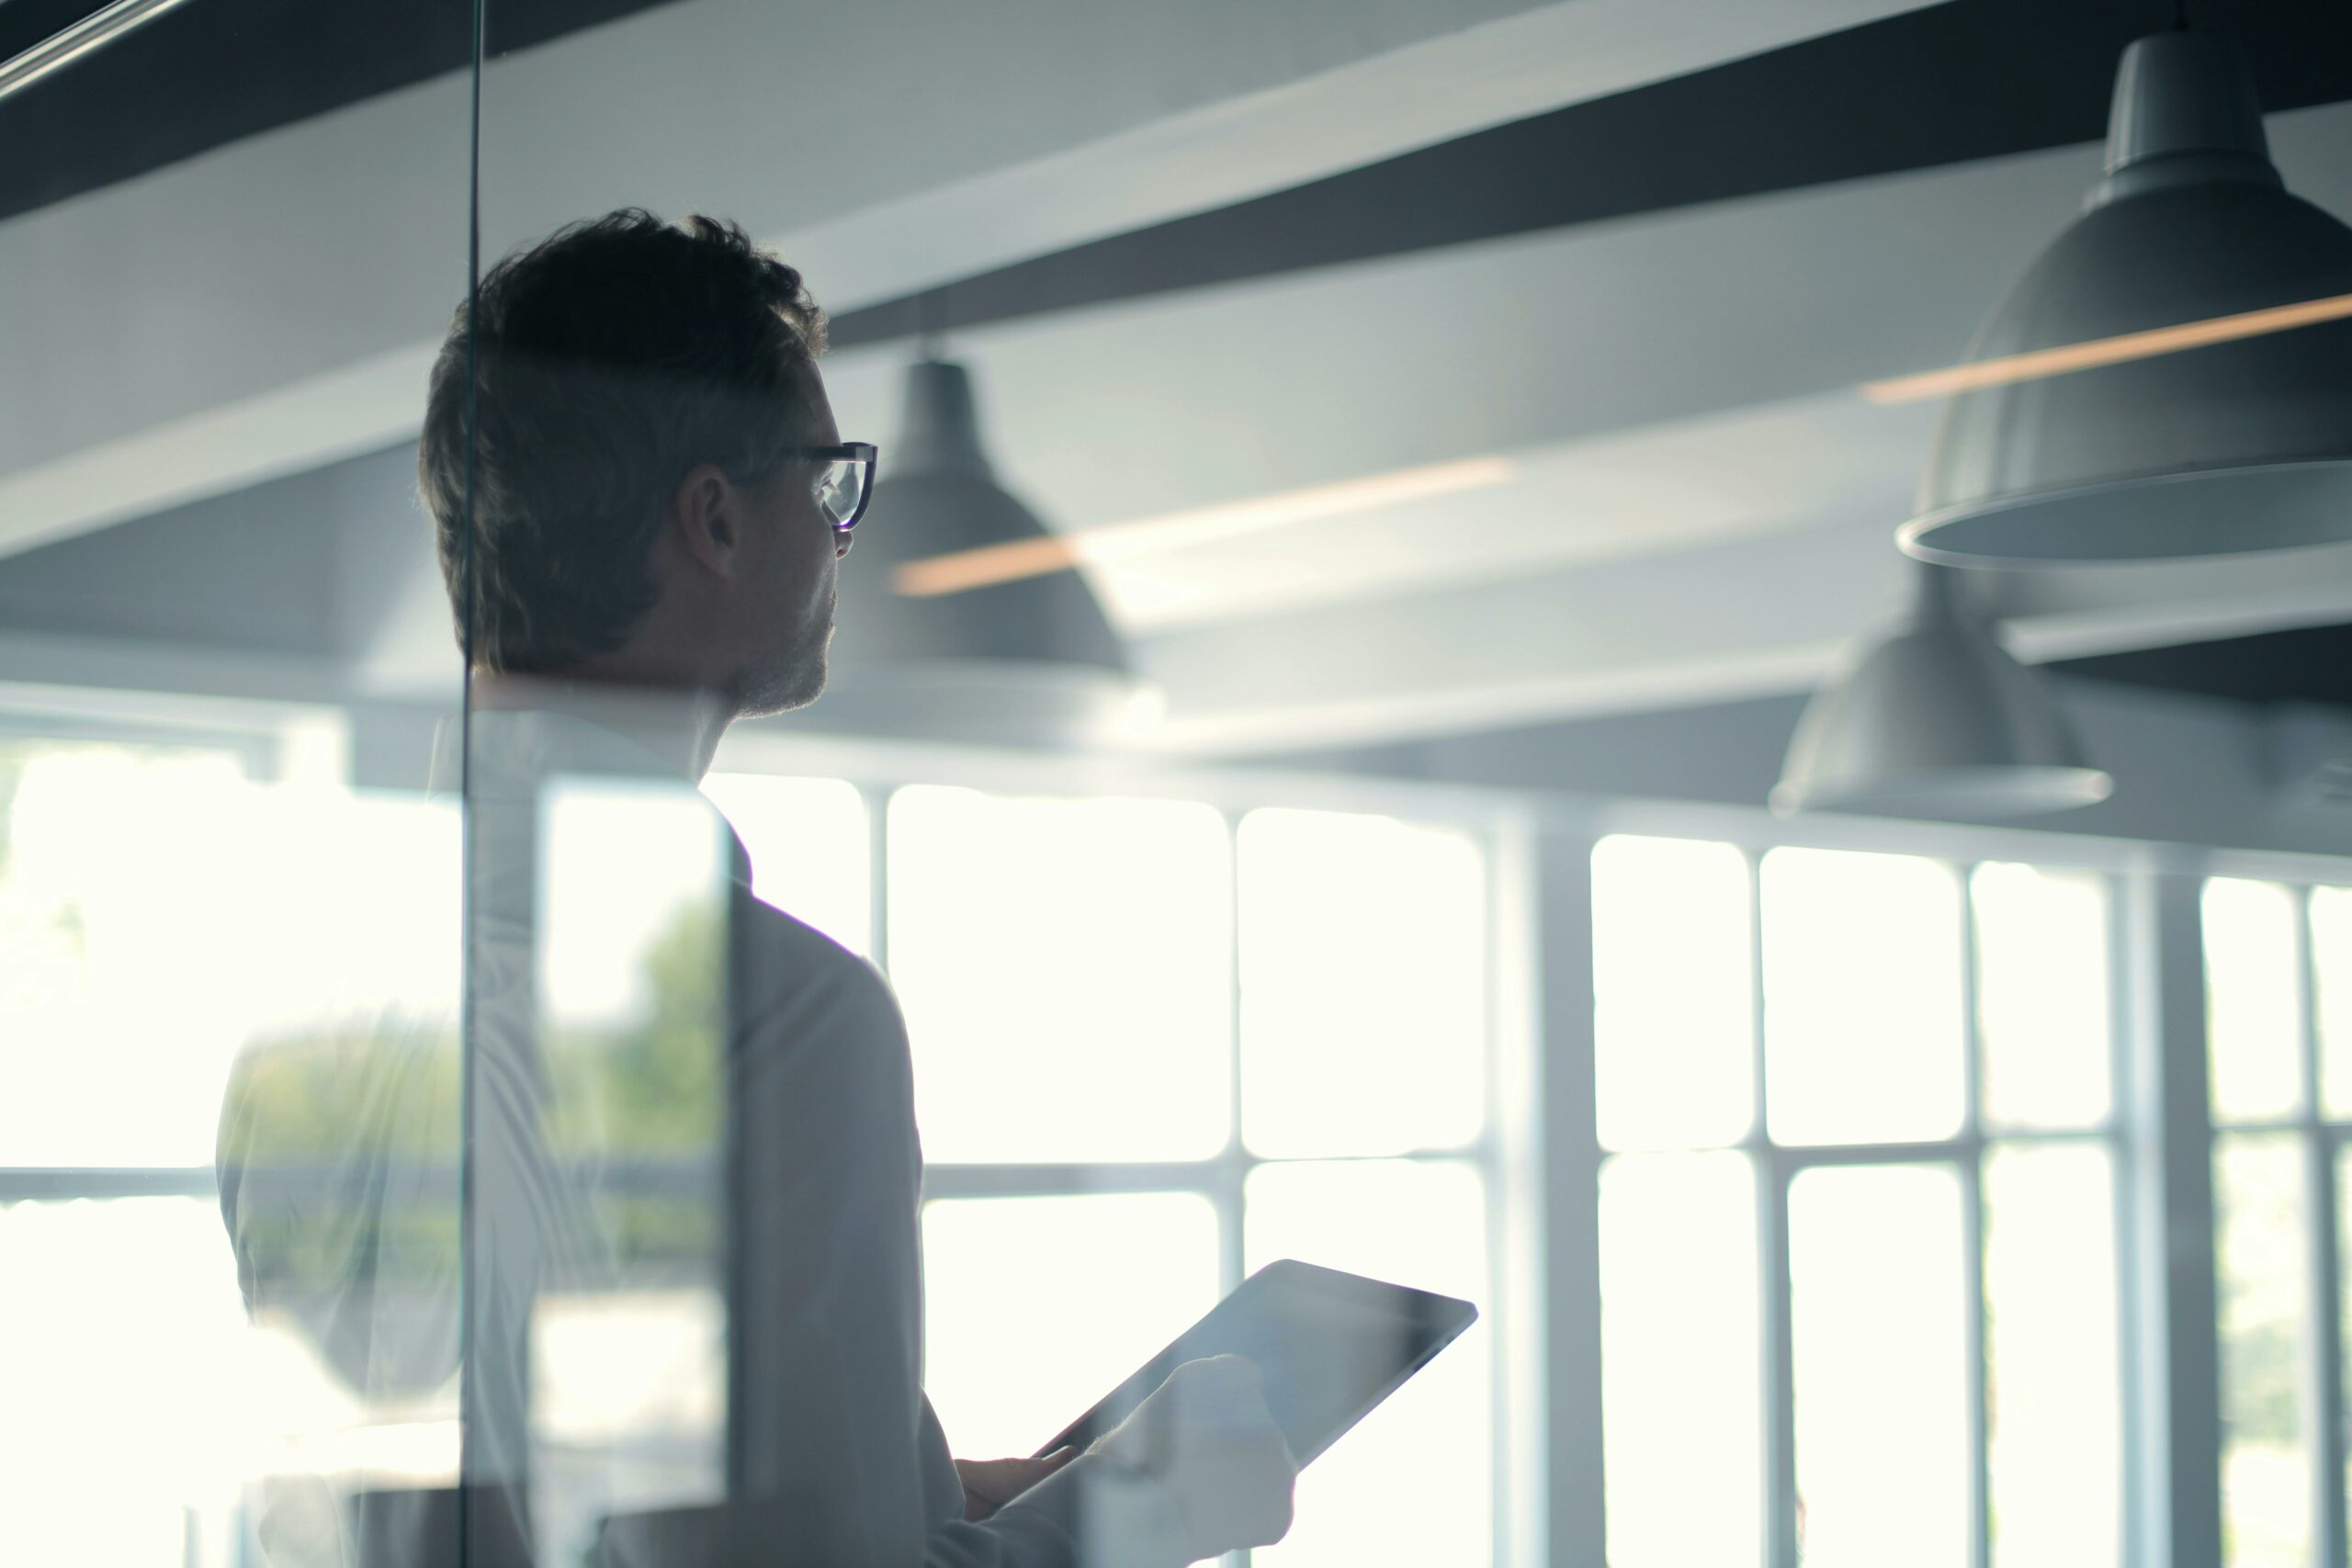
[0,3,478,1564]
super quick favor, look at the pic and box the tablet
[1033,1258,1478,1469]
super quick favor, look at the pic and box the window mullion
[1224,808,1248,1299]
[1751,848,1801,1568]
[1532,827,1606,1568]
[1960,863,1992,1568]
[2108,872,2149,1568]
[2299,888,2347,1568]
[865,782,891,973]
[2125,868,2225,1568]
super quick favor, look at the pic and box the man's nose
[834,532,853,560]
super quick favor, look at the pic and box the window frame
[1581,826,2132,1568]
[3,711,1542,1565]
[2205,874,2352,1568]
[707,721,1545,1562]
[26,699,2352,1568]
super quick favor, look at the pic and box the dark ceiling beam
[831,0,2352,349]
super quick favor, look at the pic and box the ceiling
[4,0,2350,761]
[0,0,684,224]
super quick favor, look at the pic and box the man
[222,209,1294,1568]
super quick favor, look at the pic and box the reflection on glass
[2313,887,2352,1119]
[2206,879,2304,1124]
[701,773,871,953]
[1598,1152,1763,1568]
[1973,863,2112,1131]
[1984,1144,2121,1568]
[1591,836,1755,1151]
[1763,850,1964,1145]
[0,1197,277,1567]
[922,1192,1220,1461]
[1239,809,1487,1158]
[1244,1159,1490,1568]
[531,781,732,1560]
[540,781,729,1042]
[1789,1163,1970,1568]
[0,740,262,1167]
[2217,1134,2311,1568]
[889,786,1232,1164]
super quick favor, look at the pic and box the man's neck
[469,671,735,781]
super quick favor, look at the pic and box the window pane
[1789,1164,1970,1568]
[1599,1152,1763,1568]
[1763,850,1964,1145]
[1,742,465,1169]
[0,1197,285,1567]
[2216,1134,2310,1568]
[889,787,1232,1163]
[701,773,871,954]
[1973,864,2111,1131]
[541,780,729,1038]
[2206,879,2303,1124]
[1244,1159,1489,1568]
[2313,887,2352,1119]
[922,1193,1220,1461]
[1239,809,1487,1158]
[1984,1144,2121,1568]
[1,742,250,1167]
[1592,837,1754,1151]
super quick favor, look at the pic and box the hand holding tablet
[1041,1258,1479,1472]
[1086,1354,1299,1558]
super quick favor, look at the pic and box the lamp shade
[817,356,1138,745]
[1772,568,2111,818]
[1899,30,2352,567]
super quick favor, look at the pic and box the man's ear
[667,462,742,578]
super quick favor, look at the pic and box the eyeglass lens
[815,457,866,530]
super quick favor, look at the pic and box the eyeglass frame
[780,441,878,533]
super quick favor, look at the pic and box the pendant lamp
[817,355,1138,745]
[1899,28,2352,567]
[1772,565,2112,818]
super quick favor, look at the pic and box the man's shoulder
[729,886,903,1037]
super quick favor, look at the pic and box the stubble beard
[731,614,832,719]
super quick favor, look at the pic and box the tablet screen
[1035,1258,1477,1468]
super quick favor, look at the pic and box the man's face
[731,358,852,717]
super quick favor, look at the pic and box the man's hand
[1091,1355,1296,1560]
[956,1448,1077,1521]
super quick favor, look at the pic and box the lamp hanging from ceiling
[1772,564,2112,818]
[817,353,1141,746]
[1897,27,2352,567]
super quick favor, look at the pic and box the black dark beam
[2055,623,2352,707]
[830,0,2352,348]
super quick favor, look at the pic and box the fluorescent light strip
[1861,289,2352,405]
[892,455,1515,598]
[0,0,198,107]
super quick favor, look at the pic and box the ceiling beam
[0,0,1932,564]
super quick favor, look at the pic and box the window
[807,786,1508,1567]
[1591,836,2124,1568]
[0,735,466,1566]
[2202,876,2352,1568]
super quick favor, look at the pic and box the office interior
[6,0,2352,1563]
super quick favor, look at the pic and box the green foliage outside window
[220,896,728,1301]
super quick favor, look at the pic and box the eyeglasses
[785,441,877,533]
